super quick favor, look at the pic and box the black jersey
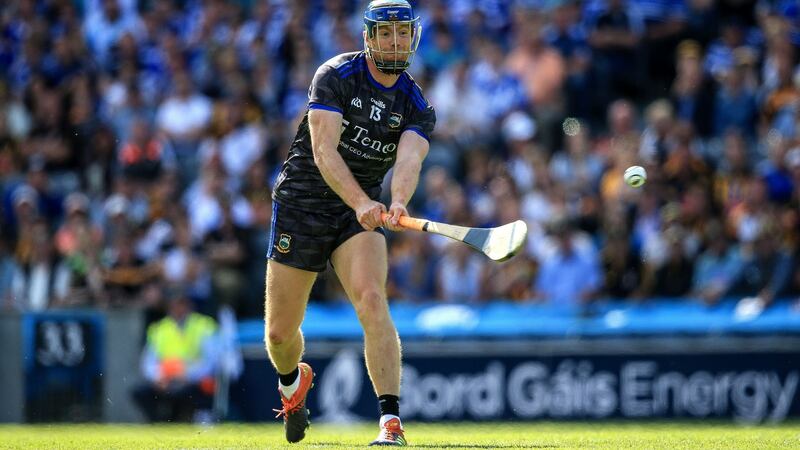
[272,52,436,212]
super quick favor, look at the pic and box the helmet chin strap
[373,62,405,75]
[366,50,407,74]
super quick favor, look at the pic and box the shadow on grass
[411,445,557,449]
[307,442,558,448]
[308,444,557,449]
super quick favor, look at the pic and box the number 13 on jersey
[369,105,382,121]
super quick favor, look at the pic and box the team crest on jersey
[351,97,362,109]
[388,112,402,128]
[277,234,292,253]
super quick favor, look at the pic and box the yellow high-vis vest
[148,313,216,361]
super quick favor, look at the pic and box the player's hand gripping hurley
[381,213,528,262]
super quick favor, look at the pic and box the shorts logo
[277,234,292,253]
[388,112,402,128]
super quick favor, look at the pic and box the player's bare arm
[309,108,385,231]
[385,130,428,231]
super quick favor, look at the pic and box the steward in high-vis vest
[131,287,218,422]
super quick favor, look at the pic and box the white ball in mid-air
[624,165,647,187]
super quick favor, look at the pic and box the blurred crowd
[1,0,800,320]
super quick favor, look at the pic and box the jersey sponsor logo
[388,112,402,128]
[351,97,362,109]
[352,125,397,154]
[277,234,292,253]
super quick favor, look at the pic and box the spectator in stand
[418,166,452,224]
[426,61,485,173]
[599,132,640,203]
[703,18,750,80]
[661,122,711,195]
[101,193,133,248]
[387,232,438,302]
[713,50,759,138]
[638,226,695,298]
[601,228,643,299]
[119,118,176,183]
[502,111,538,192]
[684,0,719,47]
[204,197,250,314]
[586,0,643,116]
[725,220,793,308]
[534,217,601,309]
[727,176,773,244]
[26,86,82,194]
[8,219,69,311]
[0,234,16,309]
[506,12,565,151]
[131,285,217,423]
[761,47,799,129]
[6,185,43,260]
[420,24,466,75]
[469,38,528,126]
[713,129,753,214]
[691,221,744,305]
[635,0,688,97]
[436,241,485,303]
[595,99,640,157]
[758,133,795,204]
[483,253,536,301]
[160,214,209,308]
[640,99,676,166]
[183,159,253,241]
[3,159,62,232]
[199,98,265,190]
[549,118,605,194]
[543,0,591,118]
[155,71,213,187]
[103,234,159,307]
[54,192,105,307]
[671,40,716,138]
[83,0,144,70]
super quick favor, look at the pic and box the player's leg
[331,231,406,446]
[264,260,317,443]
[331,231,399,396]
[265,202,334,443]
[264,260,315,374]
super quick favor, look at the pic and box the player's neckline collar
[365,58,402,91]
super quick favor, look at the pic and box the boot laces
[273,393,303,419]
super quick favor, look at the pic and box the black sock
[378,394,400,417]
[279,367,299,386]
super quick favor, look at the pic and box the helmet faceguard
[363,0,422,75]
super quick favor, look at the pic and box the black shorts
[267,201,385,272]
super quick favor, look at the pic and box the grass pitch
[0,421,798,449]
